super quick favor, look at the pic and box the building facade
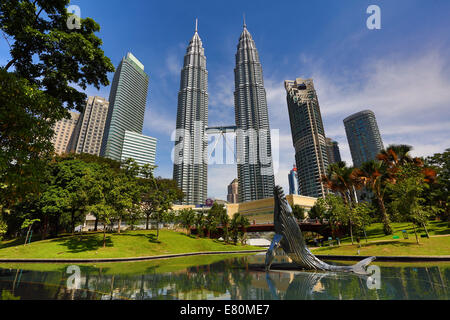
[288,165,300,195]
[121,131,157,168]
[173,23,209,205]
[69,96,109,156]
[285,78,329,198]
[227,178,239,203]
[100,52,149,161]
[234,23,275,203]
[326,138,342,165]
[343,110,384,168]
[51,111,80,155]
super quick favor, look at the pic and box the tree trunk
[422,222,430,238]
[94,218,98,232]
[156,212,159,239]
[71,210,75,236]
[146,214,149,230]
[117,217,121,234]
[378,197,393,235]
[103,224,107,248]
[412,223,420,245]
[41,216,48,240]
[24,226,31,246]
[349,220,354,245]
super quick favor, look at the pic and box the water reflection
[0,254,448,300]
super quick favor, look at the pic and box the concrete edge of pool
[0,250,450,263]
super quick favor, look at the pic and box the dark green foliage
[230,213,250,245]
[0,0,114,211]
[292,205,306,221]
[426,149,450,222]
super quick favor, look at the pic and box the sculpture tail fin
[351,256,376,274]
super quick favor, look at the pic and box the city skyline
[6,0,448,200]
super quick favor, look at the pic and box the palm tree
[321,161,359,205]
[321,161,360,243]
[230,213,250,245]
[352,160,394,235]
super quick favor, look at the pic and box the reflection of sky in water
[0,254,449,300]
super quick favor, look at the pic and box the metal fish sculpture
[265,186,375,275]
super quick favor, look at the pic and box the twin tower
[173,21,275,205]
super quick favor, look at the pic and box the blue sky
[1,0,450,200]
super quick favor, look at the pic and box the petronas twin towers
[173,20,275,205]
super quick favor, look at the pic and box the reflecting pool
[0,253,449,300]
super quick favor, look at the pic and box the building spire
[195,18,198,33]
[243,13,246,29]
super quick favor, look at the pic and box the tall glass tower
[343,110,384,168]
[234,22,275,203]
[100,52,149,161]
[285,78,329,198]
[173,21,209,205]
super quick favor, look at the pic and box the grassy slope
[0,230,261,260]
[312,236,450,256]
[336,221,450,243]
[309,221,450,256]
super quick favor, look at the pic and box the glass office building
[121,131,157,168]
[101,52,150,161]
[285,78,329,198]
[343,110,384,168]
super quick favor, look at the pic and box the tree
[321,194,352,240]
[0,0,114,211]
[426,149,450,223]
[204,203,227,238]
[20,218,40,245]
[352,160,395,235]
[292,205,306,221]
[217,207,231,243]
[107,170,140,234]
[389,163,435,244]
[178,208,196,235]
[0,217,7,241]
[230,213,250,245]
[195,211,206,238]
[309,200,327,221]
[38,158,103,237]
[88,202,114,248]
[350,202,373,243]
[141,177,183,239]
[321,161,359,206]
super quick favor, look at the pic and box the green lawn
[312,235,450,256]
[0,230,262,260]
[335,220,449,244]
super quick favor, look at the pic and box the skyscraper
[100,52,149,161]
[227,178,239,203]
[173,21,209,205]
[343,110,384,168]
[234,22,275,203]
[69,96,109,156]
[326,138,342,165]
[285,78,329,198]
[51,111,80,155]
[121,131,157,168]
[288,165,300,195]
